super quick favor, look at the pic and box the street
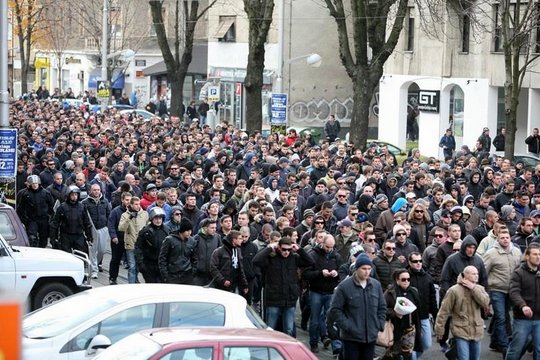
[89,248,533,360]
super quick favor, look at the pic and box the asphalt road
[92,249,532,360]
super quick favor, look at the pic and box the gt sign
[418,90,440,113]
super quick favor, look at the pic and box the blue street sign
[0,129,18,177]
[271,93,288,124]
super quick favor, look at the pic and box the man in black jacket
[136,207,170,283]
[158,219,196,284]
[210,230,248,294]
[506,243,540,360]
[253,237,313,336]
[304,234,344,353]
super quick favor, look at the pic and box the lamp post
[100,0,109,111]
[1,0,9,127]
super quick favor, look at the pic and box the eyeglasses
[280,247,292,252]
[410,260,422,264]
[337,195,347,198]
[366,238,376,242]
[385,247,395,251]
[399,278,411,282]
[315,221,325,225]
[173,213,182,216]
[414,209,424,213]
[434,234,445,238]
[396,232,406,237]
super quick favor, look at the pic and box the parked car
[119,109,156,120]
[0,232,91,311]
[494,151,540,167]
[344,133,406,155]
[89,104,134,112]
[22,284,267,360]
[92,327,317,360]
[0,202,29,246]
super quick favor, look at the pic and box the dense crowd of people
[10,96,540,360]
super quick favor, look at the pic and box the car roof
[75,284,248,305]
[141,327,298,345]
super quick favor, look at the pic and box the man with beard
[135,207,170,283]
[50,186,94,254]
[16,175,55,248]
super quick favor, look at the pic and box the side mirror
[85,334,112,357]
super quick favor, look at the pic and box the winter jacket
[374,208,397,243]
[509,263,540,320]
[432,241,455,283]
[107,205,126,241]
[440,236,488,298]
[327,275,386,344]
[118,209,149,250]
[253,246,313,307]
[158,234,196,283]
[82,194,111,229]
[512,230,539,254]
[483,242,521,293]
[373,253,403,291]
[409,267,438,320]
[303,245,343,294]
[50,200,94,241]
[241,240,259,281]
[209,237,248,291]
[384,284,422,353]
[476,230,498,257]
[135,223,170,273]
[16,186,55,223]
[193,230,221,275]
[334,232,358,261]
[435,273,490,341]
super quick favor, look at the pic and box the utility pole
[100,0,109,111]
[1,0,9,127]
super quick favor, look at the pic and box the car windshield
[246,306,267,329]
[94,333,161,360]
[23,293,117,339]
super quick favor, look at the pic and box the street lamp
[275,53,322,93]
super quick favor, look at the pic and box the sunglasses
[315,221,325,225]
[280,247,292,252]
[366,238,376,242]
[394,219,402,223]
[173,213,182,216]
[410,260,422,264]
[453,249,460,252]
[385,247,396,251]
[399,278,411,282]
[414,210,424,213]
[337,195,347,198]
[434,234,445,238]
[396,232,406,237]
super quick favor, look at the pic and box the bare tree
[322,0,408,149]
[9,0,45,94]
[38,0,70,92]
[497,0,540,157]
[243,0,274,134]
[149,0,216,116]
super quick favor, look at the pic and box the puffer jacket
[435,273,490,341]
[409,266,438,320]
[82,194,111,229]
[253,246,314,307]
[158,234,196,283]
[118,209,149,250]
[373,253,403,291]
[510,262,540,320]
[193,230,221,275]
[483,242,521,293]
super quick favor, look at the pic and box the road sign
[208,86,220,102]
[96,81,111,99]
[271,93,288,125]
[0,129,17,177]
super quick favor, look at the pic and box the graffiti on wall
[289,93,380,127]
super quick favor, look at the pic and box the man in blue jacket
[328,254,386,360]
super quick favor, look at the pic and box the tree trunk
[244,52,264,134]
[169,71,186,117]
[20,61,28,95]
[504,82,519,158]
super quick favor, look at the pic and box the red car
[93,327,318,360]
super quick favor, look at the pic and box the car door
[0,235,16,292]
[220,344,288,360]
[61,303,159,359]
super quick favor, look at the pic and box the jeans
[454,337,480,360]
[414,318,432,357]
[490,291,510,349]
[125,249,138,284]
[266,306,295,336]
[309,291,332,346]
[506,318,540,360]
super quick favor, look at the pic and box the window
[215,16,236,42]
[167,302,225,327]
[223,347,285,360]
[0,213,16,241]
[406,8,414,51]
[62,69,70,92]
[461,14,470,53]
[161,347,214,360]
[63,303,156,352]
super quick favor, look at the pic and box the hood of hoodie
[462,194,474,206]
[391,197,408,213]
[460,235,478,257]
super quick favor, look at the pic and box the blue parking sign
[0,129,18,177]
[271,93,288,124]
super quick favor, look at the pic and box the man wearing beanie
[328,253,386,360]
[393,224,419,264]
[158,219,196,284]
[368,194,389,227]
[296,208,315,239]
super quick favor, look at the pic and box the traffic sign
[271,93,288,125]
[0,129,17,177]
[208,86,220,102]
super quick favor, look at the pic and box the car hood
[12,246,84,271]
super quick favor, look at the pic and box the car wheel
[33,283,74,310]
